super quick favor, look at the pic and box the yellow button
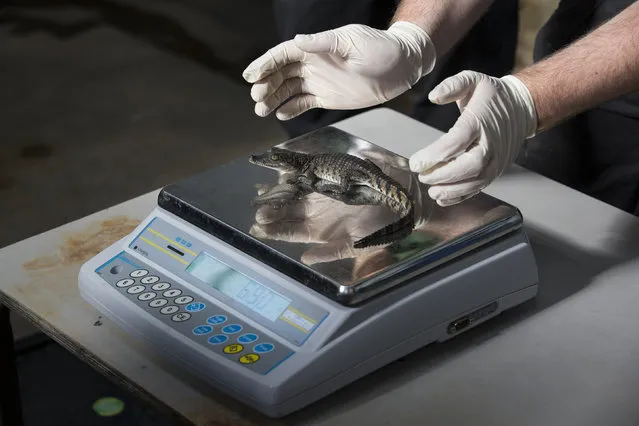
[223,344,244,354]
[239,353,260,364]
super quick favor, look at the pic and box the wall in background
[516,0,560,70]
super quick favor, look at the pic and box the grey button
[130,269,148,278]
[163,289,182,298]
[127,285,145,294]
[174,296,194,305]
[138,292,157,301]
[116,278,134,288]
[149,299,168,308]
[141,276,160,284]
[152,282,170,291]
[160,305,179,315]
[171,312,191,322]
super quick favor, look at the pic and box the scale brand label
[175,236,193,248]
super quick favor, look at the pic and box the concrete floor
[1,0,559,423]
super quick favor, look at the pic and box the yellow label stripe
[147,228,197,256]
[287,307,316,324]
[140,237,189,265]
[279,316,309,334]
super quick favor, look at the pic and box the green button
[92,397,125,417]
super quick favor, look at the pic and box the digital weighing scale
[78,126,539,418]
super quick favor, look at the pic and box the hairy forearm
[515,1,639,132]
[391,0,494,57]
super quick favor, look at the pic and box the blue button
[207,315,227,325]
[192,325,213,336]
[222,324,242,334]
[208,334,228,345]
[186,302,206,312]
[254,343,274,353]
[238,333,258,343]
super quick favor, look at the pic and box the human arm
[409,1,639,206]
[241,0,495,120]
[391,0,494,59]
[515,0,639,131]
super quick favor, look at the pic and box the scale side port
[446,301,498,335]
[447,317,470,334]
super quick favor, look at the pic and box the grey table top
[4,107,639,426]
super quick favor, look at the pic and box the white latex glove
[242,22,436,120]
[409,70,538,206]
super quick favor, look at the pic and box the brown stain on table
[15,214,285,426]
[186,411,280,426]
[23,215,140,271]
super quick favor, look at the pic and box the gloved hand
[242,22,436,120]
[409,70,538,206]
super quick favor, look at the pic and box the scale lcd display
[186,251,291,322]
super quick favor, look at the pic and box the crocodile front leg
[313,169,363,195]
[251,183,310,209]
[314,179,347,195]
[285,159,317,186]
[296,171,318,188]
[324,186,383,206]
[333,170,371,194]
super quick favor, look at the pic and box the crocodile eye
[271,154,279,161]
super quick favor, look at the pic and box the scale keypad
[96,252,295,375]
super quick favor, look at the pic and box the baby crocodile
[249,147,415,248]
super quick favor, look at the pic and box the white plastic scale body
[78,126,539,418]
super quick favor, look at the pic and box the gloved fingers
[301,241,353,265]
[255,204,288,224]
[409,110,480,174]
[294,30,349,57]
[300,240,379,265]
[428,70,480,105]
[426,153,499,205]
[427,178,486,205]
[275,94,320,120]
[249,221,320,244]
[277,171,298,184]
[254,77,305,117]
[434,191,480,207]
[242,40,305,84]
[255,183,275,196]
[417,142,488,185]
[254,198,310,224]
[250,62,305,103]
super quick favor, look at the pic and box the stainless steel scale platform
[78,126,539,417]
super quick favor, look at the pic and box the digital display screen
[186,251,291,322]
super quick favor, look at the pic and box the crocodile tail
[365,173,413,214]
[353,202,415,249]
